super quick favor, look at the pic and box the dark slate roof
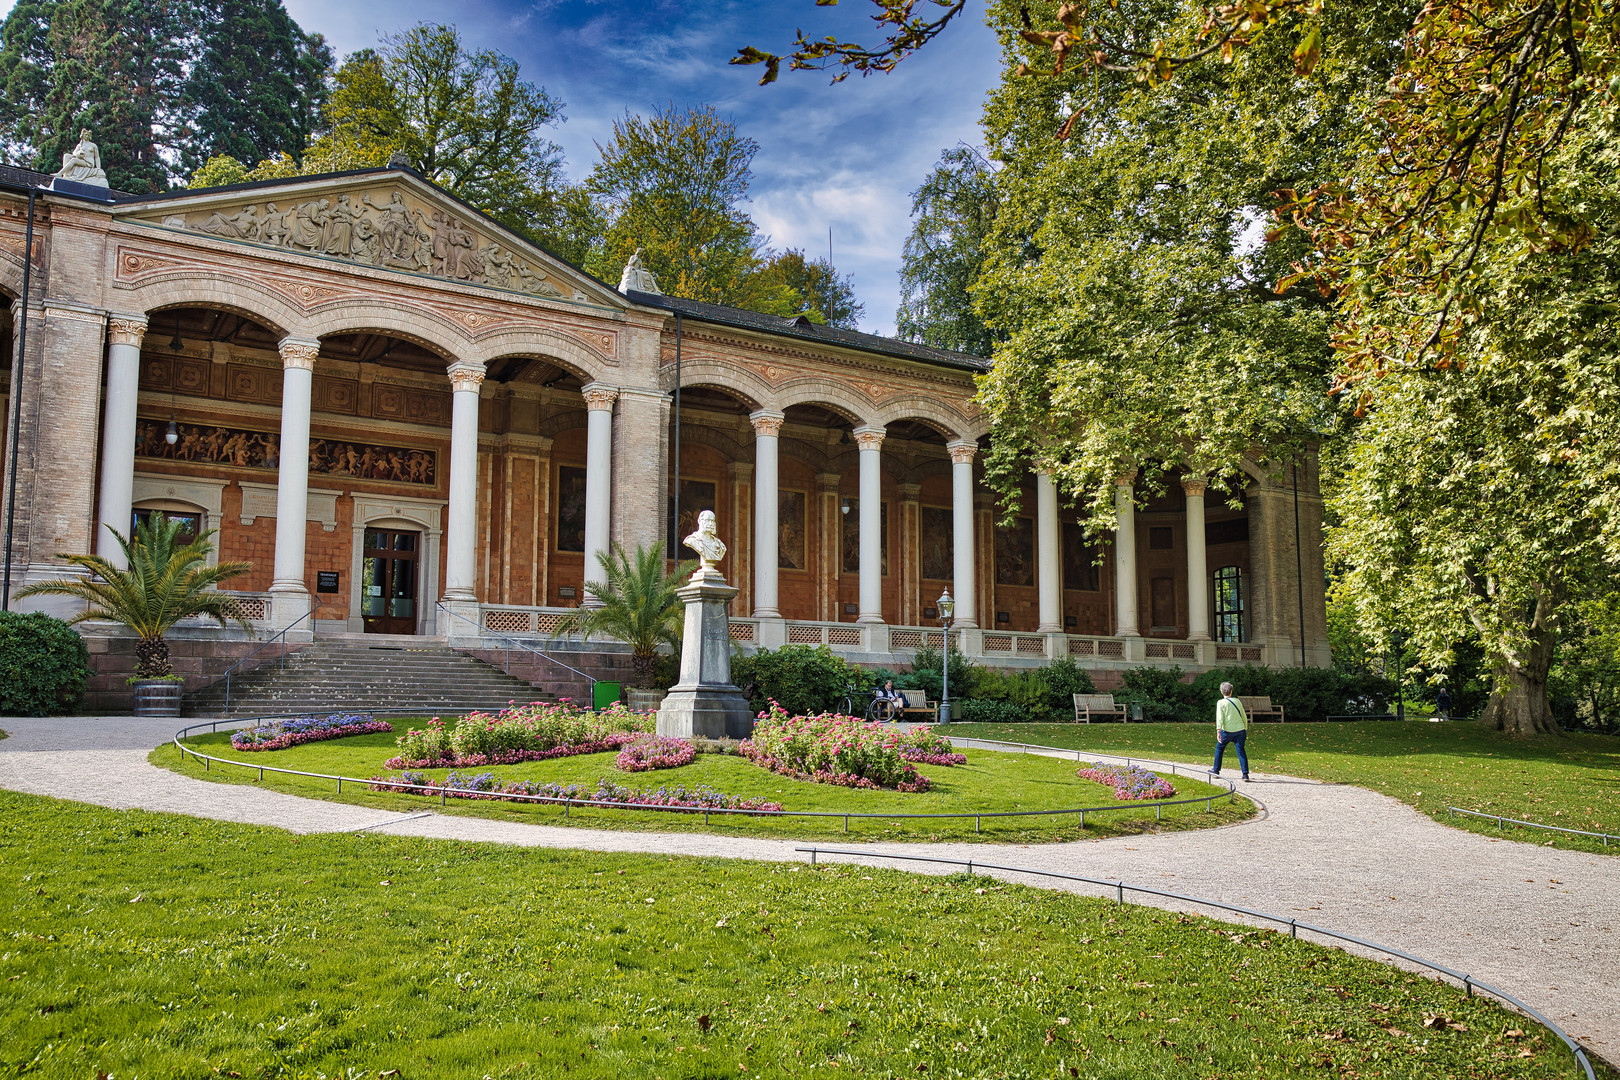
[624,289,988,373]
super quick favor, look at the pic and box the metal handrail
[433,601,596,691]
[1449,806,1616,846]
[791,846,1595,1080]
[170,715,1241,834]
[218,594,322,711]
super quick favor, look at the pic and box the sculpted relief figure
[55,129,108,186]
[193,204,259,240]
[289,199,330,250]
[323,194,357,255]
[366,192,428,270]
[483,243,516,288]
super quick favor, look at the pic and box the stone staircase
[184,634,562,718]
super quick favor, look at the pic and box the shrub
[957,698,1028,724]
[390,700,651,767]
[1117,665,1201,723]
[1041,657,1097,717]
[0,612,88,716]
[908,645,980,703]
[740,703,930,790]
[1188,666,1396,724]
[731,645,872,716]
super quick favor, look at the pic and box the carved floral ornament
[106,317,148,347]
[582,385,620,412]
[749,411,785,438]
[278,339,321,370]
[154,187,587,301]
[947,440,978,465]
[448,362,486,392]
[1182,477,1208,498]
[852,427,886,452]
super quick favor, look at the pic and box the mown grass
[948,721,1620,855]
[154,724,1249,844]
[1,790,1603,1080]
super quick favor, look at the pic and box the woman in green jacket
[1213,682,1250,781]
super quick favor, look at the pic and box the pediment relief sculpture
[151,187,585,302]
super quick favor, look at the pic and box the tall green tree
[0,0,198,192]
[182,0,332,176]
[752,248,865,328]
[304,26,570,234]
[586,103,769,307]
[896,144,998,356]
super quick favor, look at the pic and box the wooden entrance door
[362,528,420,635]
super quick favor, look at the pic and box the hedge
[0,612,88,716]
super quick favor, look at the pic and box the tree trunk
[1479,624,1559,736]
[135,636,173,679]
[631,650,657,689]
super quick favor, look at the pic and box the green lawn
[948,721,1620,855]
[0,790,1601,1080]
[156,725,1248,844]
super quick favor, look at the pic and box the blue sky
[278,0,1004,334]
[0,0,1005,333]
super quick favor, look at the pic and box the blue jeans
[1214,729,1248,776]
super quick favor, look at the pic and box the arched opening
[669,385,755,600]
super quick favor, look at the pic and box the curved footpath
[1,716,1616,1066]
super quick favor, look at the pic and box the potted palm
[18,514,253,716]
[551,541,693,712]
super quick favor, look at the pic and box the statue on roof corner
[617,247,661,295]
[54,129,108,187]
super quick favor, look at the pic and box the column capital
[581,382,620,411]
[729,460,755,480]
[278,337,321,370]
[1114,469,1139,487]
[748,409,786,438]
[852,425,885,451]
[816,471,842,492]
[898,482,922,501]
[1181,476,1208,498]
[947,439,978,465]
[106,315,148,347]
[447,360,487,392]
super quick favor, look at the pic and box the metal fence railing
[1449,806,1616,847]
[171,715,1241,834]
[792,846,1597,1080]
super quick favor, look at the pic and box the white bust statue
[55,129,108,187]
[617,247,661,294]
[683,509,726,573]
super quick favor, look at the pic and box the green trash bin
[592,681,622,711]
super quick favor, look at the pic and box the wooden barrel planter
[132,679,183,717]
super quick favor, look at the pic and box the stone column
[853,425,885,623]
[1036,470,1063,632]
[269,337,320,628]
[947,440,978,629]
[441,360,486,603]
[95,315,147,568]
[581,383,618,603]
[749,410,784,618]
[1113,471,1140,637]
[1184,476,1211,640]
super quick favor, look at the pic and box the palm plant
[551,541,695,686]
[17,514,253,679]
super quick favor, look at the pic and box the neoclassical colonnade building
[0,159,1330,685]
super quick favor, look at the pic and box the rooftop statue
[55,129,108,187]
[618,247,661,294]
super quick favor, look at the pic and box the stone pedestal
[657,568,755,740]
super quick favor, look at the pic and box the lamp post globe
[937,587,954,723]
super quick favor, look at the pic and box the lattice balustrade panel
[1016,636,1046,656]
[1068,639,1094,656]
[889,629,925,650]
[1216,645,1238,661]
[1146,642,1170,658]
[1173,644,1197,660]
[1097,640,1125,659]
[229,596,268,621]
[534,613,567,635]
[984,635,1014,653]
[788,625,825,644]
[728,622,756,641]
[484,610,532,634]
[827,627,862,646]
[1241,647,1264,661]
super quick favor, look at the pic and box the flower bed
[1077,762,1177,801]
[387,701,652,769]
[896,726,967,766]
[615,734,696,772]
[231,713,393,752]
[739,703,933,792]
[366,772,781,813]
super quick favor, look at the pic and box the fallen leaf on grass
[698,1015,712,1032]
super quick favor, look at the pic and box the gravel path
[2,716,1616,1066]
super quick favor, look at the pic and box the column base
[435,598,483,644]
[267,585,311,631]
[955,628,983,658]
[856,613,885,625]
[755,617,788,650]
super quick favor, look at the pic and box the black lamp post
[937,587,955,723]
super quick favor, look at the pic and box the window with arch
[1214,566,1245,642]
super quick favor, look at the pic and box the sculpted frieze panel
[150,187,583,300]
[135,417,438,486]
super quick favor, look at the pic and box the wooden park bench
[1073,693,1128,723]
[1238,695,1286,723]
[898,698,939,723]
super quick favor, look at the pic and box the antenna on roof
[827,226,834,324]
